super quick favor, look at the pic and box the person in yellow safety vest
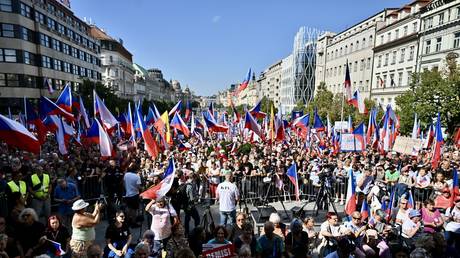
[28,165,51,220]
[7,171,27,201]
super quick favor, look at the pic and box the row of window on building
[0,73,80,91]
[1,0,100,54]
[377,45,416,68]
[375,69,413,89]
[378,21,418,46]
[325,58,372,78]
[0,23,101,67]
[0,48,102,80]
[424,32,460,54]
[424,6,460,31]
[326,35,374,61]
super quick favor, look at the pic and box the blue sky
[72,0,409,96]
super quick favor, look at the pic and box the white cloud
[212,15,221,23]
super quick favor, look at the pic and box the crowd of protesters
[0,129,459,258]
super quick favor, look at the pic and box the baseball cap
[409,209,421,218]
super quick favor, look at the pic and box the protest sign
[393,136,423,155]
[202,243,235,258]
[340,133,365,152]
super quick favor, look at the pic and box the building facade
[418,0,460,72]
[318,10,396,99]
[314,32,336,94]
[147,68,175,102]
[0,0,101,110]
[263,60,282,107]
[280,54,294,114]
[371,1,429,108]
[90,26,135,100]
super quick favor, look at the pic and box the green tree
[396,58,460,135]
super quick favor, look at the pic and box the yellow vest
[31,173,50,199]
[7,180,27,199]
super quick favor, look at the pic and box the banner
[340,133,364,152]
[334,121,348,131]
[393,136,423,155]
[202,244,235,258]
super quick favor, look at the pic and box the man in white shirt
[124,164,142,226]
[216,171,239,226]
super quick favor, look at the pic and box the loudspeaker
[252,206,277,224]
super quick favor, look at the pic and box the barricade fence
[3,175,453,219]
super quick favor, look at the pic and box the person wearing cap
[70,199,103,257]
[28,165,51,221]
[401,209,422,240]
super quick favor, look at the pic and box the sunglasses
[353,217,361,220]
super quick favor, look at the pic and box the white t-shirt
[148,204,177,240]
[124,172,141,197]
[445,206,460,233]
[320,221,343,238]
[401,219,418,238]
[216,181,239,212]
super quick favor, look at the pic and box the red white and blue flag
[411,113,420,139]
[360,199,370,221]
[286,163,300,201]
[24,98,46,144]
[48,239,66,256]
[249,99,267,119]
[184,100,192,122]
[236,68,252,95]
[344,61,352,101]
[56,83,72,113]
[244,111,263,138]
[140,158,176,200]
[85,119,113,157]
[348,89,367,114]
[451,167,459,207]
[127,103,137,147]
[345,169,357,215]
[79,96,90,129]
[39,96,75,121]
[0,114,40,154]
[203,113,228,133]
[170,113,190,137]
[431,113,443,169]
[44,77,54,94]
[168,100,182,116]
[293,114,310,140]
[353,122,366,152]
[313,108,325,132]
[136,105,159,159]
[93,90,118,131]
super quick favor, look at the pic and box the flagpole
[340,91,345,133]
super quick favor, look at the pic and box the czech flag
[411,113,420,139]
[231,102,241,124]
[203,113,228,133]
[451,168,459,207]
[184,100,191,122]
[345,169,357,216]
[85,119,113,157]
[0,114,40,154]
[286,163,300,201]
[48,239,66,256]
[360,199,370,221]
[140,158,176,200]
[236,68,252,94]
[353,122,366,151]
[39,96,74,121]
[385,188,395,222]
[56,118,68,155]
[170,113,190,137]
[146,107,157,126]
[43,115,59,133]
[293,114,310,139]
[168,100,182,116]
[24,98,46,144]
[344,61,352,101]
[291,111,303,121]
[249,99,267,119]
[93,90,118,131]
[313,108,325,132]
[348,89,367,114]
[136,105,159,159]
[406,190,415,209]
[44,77,54,94]
[244,111,263,138]
[79,96,90,129]
[366,109,376,144]
[127,103,137,147]
[431,113,443,169]
[56,83,72,113]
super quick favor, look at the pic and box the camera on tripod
[318,164,335,183]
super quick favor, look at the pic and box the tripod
[312,178,338,217]
[262,177,290,220]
